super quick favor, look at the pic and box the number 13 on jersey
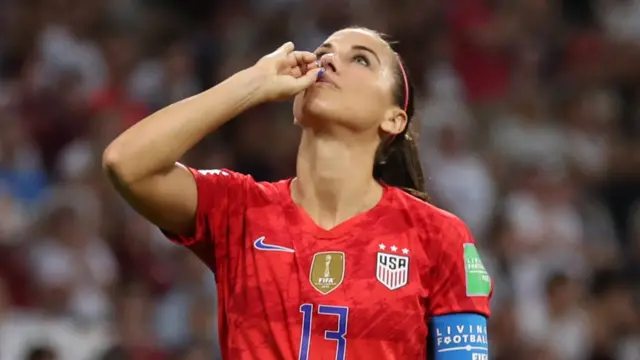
[299,304,349,360]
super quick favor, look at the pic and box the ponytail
[373,130,429,202]
[372,51,429,202]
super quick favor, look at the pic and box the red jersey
[166,168,492,360]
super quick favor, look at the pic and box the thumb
[291,68,323,92]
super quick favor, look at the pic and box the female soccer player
[104,27,491,360]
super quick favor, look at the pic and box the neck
[293,129,382,229]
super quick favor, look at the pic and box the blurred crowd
[0,0,639,359]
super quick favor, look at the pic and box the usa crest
[376,244,410,290]
[309,252,345,295]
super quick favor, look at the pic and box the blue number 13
[299,304,349,360]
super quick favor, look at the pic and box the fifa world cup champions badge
[309,252,345,295]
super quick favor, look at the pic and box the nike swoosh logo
[253,236,295,253]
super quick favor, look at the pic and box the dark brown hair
[372,51,429,202]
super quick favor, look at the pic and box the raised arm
[103,42,320,236]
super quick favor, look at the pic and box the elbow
[102,144,132,185]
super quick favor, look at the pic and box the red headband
[396,55,409,112]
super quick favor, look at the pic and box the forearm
[103,68,264,184]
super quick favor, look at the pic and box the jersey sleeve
[163,166,251,269]
[428,217,492,317]
[430,313,489,360]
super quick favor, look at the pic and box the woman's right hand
[251,42,323,102]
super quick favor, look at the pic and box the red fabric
[564,32,606,70]
[0,246,33,307]
[90,86,148,128]
[165,168,491,360]
[112,245,172,295]
[449,0,512,102]
[126,347,167,360]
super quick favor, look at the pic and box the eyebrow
[318,43,381,65]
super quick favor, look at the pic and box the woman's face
[293,29,407,136]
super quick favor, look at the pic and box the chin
[293,89,340,127]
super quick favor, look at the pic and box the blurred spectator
[24,346,58,360]
[525,347,561,360]
[505,163,586,309]
[131,37,199,112]
[489,88,564,171]
[423,116,496,239]
[155,250,215,350]
[489,301,526,360]
[629,204,640,278]
[113,281,167,360]
[518,273,591,360]
[37,0,106,96]
[563,89,618,186]
[588,270,638,360]
[111,214,173,295]
[97,346,132,360]
[0,185,31,244]
[0,110,48,209]
[172,341,220,360]
[29,188,115,324]
[0,273,111,360]
[448,0,517,112]
[598,0,640,44]
[187,296,220,357]
[89,33,148,130]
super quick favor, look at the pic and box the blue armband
[429,313,489,360]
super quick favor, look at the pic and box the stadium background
[1,0,640,359]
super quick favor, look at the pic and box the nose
[319,53,337,73]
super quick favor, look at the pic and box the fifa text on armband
[472,354,488,360]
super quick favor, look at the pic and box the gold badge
[309,252,345,295]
